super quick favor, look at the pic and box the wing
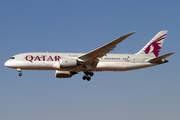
[78,32,135,68]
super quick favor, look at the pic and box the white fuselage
[4,31,173,80]
[4,52,158,72]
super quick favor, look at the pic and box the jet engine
[53,58,83,69]
[55,70,78,78]
[60,58,79,68]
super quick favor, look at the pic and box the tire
[83,76,87,80]
[19,73,22,76]
[89,72,94,77]
[87,77,91,81]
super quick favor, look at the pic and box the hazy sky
[0,0,179,120]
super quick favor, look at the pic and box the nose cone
[4,61,10,67]
[4,60,15,68]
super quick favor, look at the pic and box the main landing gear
[83,71,94,81]
[17,68,22,76]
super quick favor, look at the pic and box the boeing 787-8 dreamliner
[4,31,174,81]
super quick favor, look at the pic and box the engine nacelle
[60,58,78,68]
[55,70,78,78]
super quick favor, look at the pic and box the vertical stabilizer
[135,30,167,57]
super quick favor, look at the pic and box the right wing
[78,32,135,68]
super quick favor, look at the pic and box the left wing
[78,32,135,68]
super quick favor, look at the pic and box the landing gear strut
[17,68,22,76]
[83,71,94,81]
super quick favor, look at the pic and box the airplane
[4,30,174,81]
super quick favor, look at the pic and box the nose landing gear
[17,68,22,76]
[19,72,22,76]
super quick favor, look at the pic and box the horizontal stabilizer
[148,52,175,62]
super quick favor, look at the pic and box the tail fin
[135,30,168,57]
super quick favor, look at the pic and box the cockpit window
[9,57,15,59]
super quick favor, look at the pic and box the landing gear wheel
[83,76,87,80]
[82,76,91,81]
[89,72,94,77]
[87,77,91,81]
[84,71,89,76]
[84,71,94,76]
[19,73,22,76]
[82,71,94,81]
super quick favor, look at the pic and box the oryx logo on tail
[144,34,166,57]
[135,30,167,57]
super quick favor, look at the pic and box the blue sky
[0,0,179,120]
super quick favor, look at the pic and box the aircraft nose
[4,61,9,67]
[4,60,13,68]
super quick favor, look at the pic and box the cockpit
[9,57,15,59]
